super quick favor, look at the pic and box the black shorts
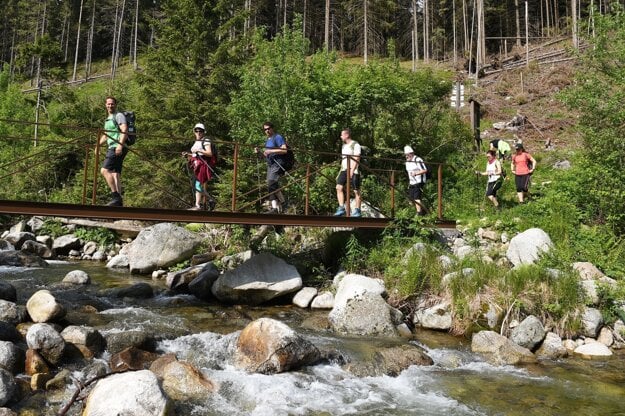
[408,183,424,200]
[486,180,502,197]
[102,147,128,174]
[515,174,531,192]
[336,170,361,190]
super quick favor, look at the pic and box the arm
[115,122,128,155]
[528,155,536,172]
[348,155,360,177]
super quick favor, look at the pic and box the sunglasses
[194,129,204,133]
[263,127,272,131]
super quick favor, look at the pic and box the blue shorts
[102,147,128,174]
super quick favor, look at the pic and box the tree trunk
[515,0,521,47]
[133,0,139,70]
[463,0,468,58]
[86,0,96,79]
[324,0,330,50]
[571,0,578,48]
[423,0,429,62]
[453,0,457,66]
[363,0,368,64]
[72,0,84,82]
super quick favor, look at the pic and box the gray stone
[574,342,612,359]
[52,234,82,256]
[535,332,567,359]
[166,262,217,292]
[20,240,53,259]
[292,287,318,308]
[506,228,553,266]
[0,283,16,303]
[311,292,334,309]
[61,325,105,358]
[510,315,546,351]
[221,250,254,270]
[573,262,605,280]
[9,220,29,234]
[127,223,202,274]
[414,301,452,330]
[471,330,536,365]
[553,160,571,170]
[26,290,66,323]
[0,301,22,325]
[344,344,432,377]
[0,250,48,268]
[0,369,16,407]
[83,241,98,256]
[0,341,23,374]
[161,361,215,401]
[82,370,171,416]
[212,253,302,305]
[597,327,614,347]
[0,241,14,252]
[92,250,108,261]
[104,330,155,355]
[62,270,91,285]
[4,232,36,249]
[581,307,603,338]
[188,264,220,301]
[36,235,52,248]
[109,283,154,299]
[580,280,599,305]
[25,323,65,365]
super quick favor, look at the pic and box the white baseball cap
[403,145,414,154]
[194,123,205,131]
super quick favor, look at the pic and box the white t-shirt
[190,138,211,157]
[486,159,501,183]
[340,140,361,173]
[406,155,426,185]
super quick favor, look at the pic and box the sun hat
[403,145,415,154]
[193,123,205,131]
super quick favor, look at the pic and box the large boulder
[126,223,202,274]
[535,332,567,359]
[506,228,553,266]
[188,264,220,300]
[26,290,66,323]
[344,344,433,377]
[574,342,613,359]
[25,323,65,365]
[82,370,172,416]
[233,318,320,374]
[0,251,48,268]
[212,253,302,305]
[328,274,397,337]
[3,232,36,250]
[60,326,105,359]
[51,234,81,256]
[471,330,536,365]
[414,301,453,331]
[167,262,218,292]
[20,240,53,259]
[510,315,546,351]
[581,307,603,338]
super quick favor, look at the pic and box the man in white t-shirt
[334,128,362,217]
[404,145,428,216]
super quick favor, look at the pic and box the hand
[115,144,123,155]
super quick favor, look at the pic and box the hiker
[404,145,428,216]
[511,142,536,203]
[255,122,287,213]
[476,149,503,209]
[183,123,217,211]
[489,138,511,160]
[334,128,362,217]
[99,96,128,207]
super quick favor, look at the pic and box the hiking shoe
[333,206,346,216]
[207,199,216,212]
[107,198,123,207]
[187,205,201,211]
[351,208,362,217]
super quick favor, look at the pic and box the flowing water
[2,262,624,416]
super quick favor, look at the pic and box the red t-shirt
[513,152,533,175]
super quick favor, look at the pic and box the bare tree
[515,0,521,47]
[72,0,84,81]
[363,0,368,64]
[325,0,330,50]
[85,0,96,80]
[132,0,139,70]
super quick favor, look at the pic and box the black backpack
[112,111,136,146]
[280,147,295,171]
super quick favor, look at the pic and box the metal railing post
[82,144,90,205]
[91,129,102,205]
[305,163,310,215]
[345,155,351,217]
[390,170,395,218]
[231,143,239,212]
[437,163,443,220]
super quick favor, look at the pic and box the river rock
[126,223,202,274]
[535,332,567,359]
[25,323,65,365]
[572,262,605,280]
[471,330,536,365]
[30,372,53,390]
[60,325,105,359]
[92,250,108,261]
[20,240,53,259]
[9,220,29,234]
[0,250,48,268]
[573,342,613,359]
[292,287,318,308]
[580,279,599,305]
[104,330,156,354]
[51,234,81,256]
[221,250,254,270]
[597,327,614,347]
[45,368,71,390]
[0,301,22,326]
[4,232,35,249]
[36,235,51,247]
[506,228,552,266]
[212,253,302,305]
[234,318,320,374]
[344,344,433,377]
[161,360,215,400]
[83,241,98,255]
[25,349,49,375]
[581,307,603,338]
[62,270,91,285]
[82,370,172,416]
[26,290,66,323]
[0,368,16,407]
[188,264,220,300]
[311,291,334,309]
[0,242,14,252]
[149,353,178,378]
[167,262,218,292]
[0,341,23,374]
[0,324,19,344]
[329,274,397,337]
[0,407,16,416]
[109,282,154,299]
[414,301,452,330]
[106,253,129,269]
[110,346,159,373]
[510,315,545,351]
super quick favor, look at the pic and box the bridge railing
[0,119,445,219]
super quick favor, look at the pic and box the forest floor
[466,37,584,157]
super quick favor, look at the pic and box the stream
[2,261,624,416]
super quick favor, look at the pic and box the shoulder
[275,134,286,144]
[115,112,127,124]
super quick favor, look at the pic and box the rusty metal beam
[0,200,392,228]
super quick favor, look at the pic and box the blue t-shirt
[265,134,286,165]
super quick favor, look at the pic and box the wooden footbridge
[0,119,454,229]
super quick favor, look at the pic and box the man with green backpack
[99,96,128,207]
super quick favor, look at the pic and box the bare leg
[336,185,345,206]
